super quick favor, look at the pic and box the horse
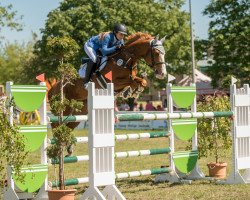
[48,32,167,130]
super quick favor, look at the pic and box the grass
[28,129,250,199]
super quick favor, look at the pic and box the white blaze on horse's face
[153,40,167,80]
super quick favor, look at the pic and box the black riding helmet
[113,24,127,35]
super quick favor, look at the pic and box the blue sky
[1,0,211,43]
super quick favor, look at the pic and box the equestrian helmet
[113,24,127,35]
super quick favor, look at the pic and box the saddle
[81,56,101,74]
[81,56,108,89]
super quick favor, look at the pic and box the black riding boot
[83,61,95,86]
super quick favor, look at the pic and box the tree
[0,41,36,85]
[204,0,250,88]
[46,36,82,190]
[197,95,231,163]
[194,39,211,61]
[0,3,23,41]
[32,0,192,83]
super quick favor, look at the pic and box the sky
[1,0,211,44]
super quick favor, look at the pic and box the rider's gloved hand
[116,44,122,50]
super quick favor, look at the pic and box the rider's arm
[100,34,117,56]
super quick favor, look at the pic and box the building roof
[178,69,217,95]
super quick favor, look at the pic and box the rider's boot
[83,60,95,88]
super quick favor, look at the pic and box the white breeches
[84,42,97,63]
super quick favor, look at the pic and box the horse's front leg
[130,76,147,98]
[117,76,147,99]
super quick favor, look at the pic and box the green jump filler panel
[18,125,47,152]
[13,164,48,193]
[172,119,197,140]
[173,150,198,173]
[171,86,196,108]
[11,85,46,112]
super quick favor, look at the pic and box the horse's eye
[155,50,161,55]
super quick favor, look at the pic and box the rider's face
[116,32,125,40]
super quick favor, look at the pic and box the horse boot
[83,60,95,88]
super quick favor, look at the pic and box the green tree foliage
[197,95,231,163]
[194,39,211,61]
[33,0,192,81]
[204,0,250,88]
[0,3,22,40]
[46,36,82,189]
[0,41,35,85]
[0,98,27,188]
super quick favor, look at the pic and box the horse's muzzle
[155,73,166,80]
[155,65,167,79]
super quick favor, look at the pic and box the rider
[83,24,127,86]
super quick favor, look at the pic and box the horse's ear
[155,34,159,40]
[160,35,167,43]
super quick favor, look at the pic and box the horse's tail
[45,78,57,101]
[45,78,57,91]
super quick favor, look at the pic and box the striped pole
[116,167,171,179]
[51,167,171,187]
[50,148,171,164]
[48,111,233,123]
[48,115,88,123]
[50,131,169,144]
[115,131,169,141]
[116,111,233,121]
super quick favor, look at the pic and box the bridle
[149,39,166,68]
[110,38,166,70]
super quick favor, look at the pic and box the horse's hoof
[132,93,139,99]
[122,86,133,99]
[132,86,144,98]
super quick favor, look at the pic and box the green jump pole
[116,111,233,121]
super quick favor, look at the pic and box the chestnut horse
[48,32,167,130]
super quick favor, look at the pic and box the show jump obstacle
[3,81,250,200]
[4,81,48,200]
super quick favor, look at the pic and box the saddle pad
[78,63,87,78]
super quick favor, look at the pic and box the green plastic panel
[172,119,197,140]
[11,85,46,112]
[13,164,48,193]
[18,125,47,152]
[171,86,196,108]
[173,150,198,173]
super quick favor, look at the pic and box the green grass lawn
[33,129,250,200]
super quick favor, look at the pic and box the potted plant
[45,36,82,199]
[197,94,231,179]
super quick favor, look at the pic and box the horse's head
[144,36,167,79]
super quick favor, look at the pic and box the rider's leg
[83,43,97,85]
[83,60,95,85]
[84,42,97,63]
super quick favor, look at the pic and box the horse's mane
[126,32,153,45]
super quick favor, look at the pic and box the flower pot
[48,189,76,200]
[207,162,227,179]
